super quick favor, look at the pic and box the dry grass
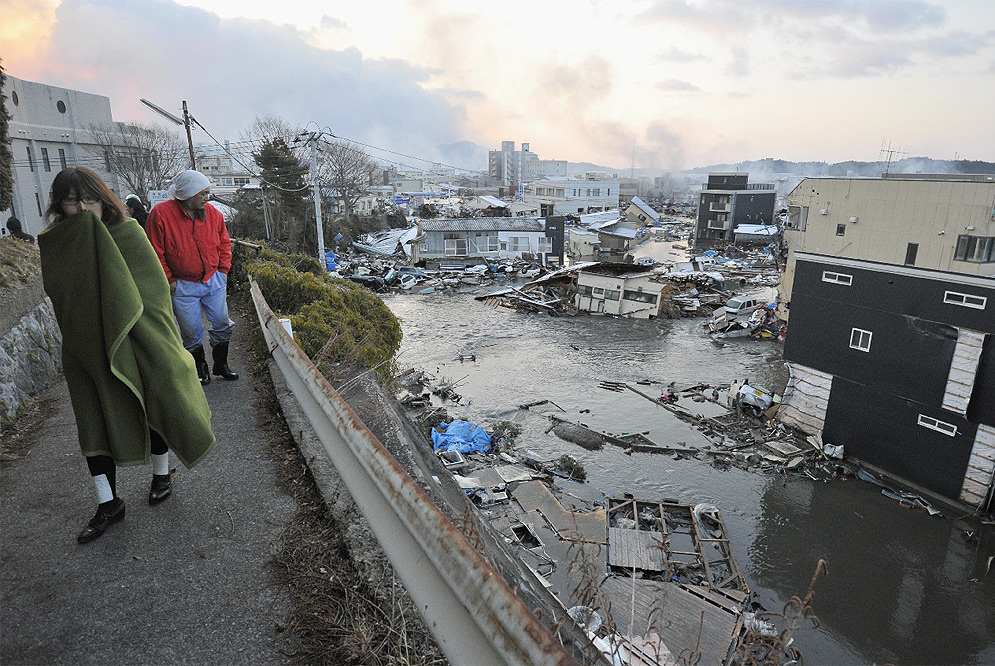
[0,237,40,288]
[252,365,446,666]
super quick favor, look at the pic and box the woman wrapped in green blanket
[39,167,216,544]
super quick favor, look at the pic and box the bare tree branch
[86,121,187,202]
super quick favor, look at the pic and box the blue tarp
[325,249,337,272]
[431,420,492,454]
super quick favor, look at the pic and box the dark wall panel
[792,259,995,334]
[784,293,957,406]
[823,378,977,499]
[732,192,775,224]
[968,334,995,425]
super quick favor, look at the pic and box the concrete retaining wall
[0,274,62,425]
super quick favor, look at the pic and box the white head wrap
[168,170,211,201]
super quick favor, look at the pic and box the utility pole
[307,134,325,263]
[261,187,273,240]
[182,101,196,169]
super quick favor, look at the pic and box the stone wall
[0,274,62,426]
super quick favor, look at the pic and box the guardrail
[250,279,579,666]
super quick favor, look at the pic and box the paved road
[1,314,298,665]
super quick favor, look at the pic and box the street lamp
[140,98,196,169]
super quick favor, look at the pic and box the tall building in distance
[487,141,567,195]
[695,172,776,248]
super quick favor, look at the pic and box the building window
[944,291,987,310]
[35,193,43,216]
[57,100,67,113]
[41,147,51,172]
[26,146,34,172]
[605,289,620,301]
[486,236,499,252]
[905,242,918,266]
[538,236,552,253]
[917,414,957,437]
[444,237,468,256]
[836,223,846,236]
[822,271,853,285]
[787,205,808,231]
[849,328,872,352]
[58,148,67,169]
[623,290,658,304]
[509,237,530,252]
[579,285,593,296]
[103,150,111,171]
[234,177,250,186]
[954,235,995,263]
[11,91,17,106]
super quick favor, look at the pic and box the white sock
[151,453,169,476]
[92,474,113,503]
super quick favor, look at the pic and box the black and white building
[779,252,995,511]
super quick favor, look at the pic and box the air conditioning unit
[819,209,828,215]
[849,216,859,224]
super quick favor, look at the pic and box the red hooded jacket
[145,200,232,284]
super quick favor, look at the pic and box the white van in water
[721,295,762,319]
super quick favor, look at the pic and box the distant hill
[685,157,995,179]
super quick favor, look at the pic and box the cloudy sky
[3,0,994,171]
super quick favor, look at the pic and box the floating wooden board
[512,480,606,544]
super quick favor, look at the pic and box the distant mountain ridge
[429,143,995,179]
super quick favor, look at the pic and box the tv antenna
[878,140,908,176]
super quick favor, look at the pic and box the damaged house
[412,217,563,268]
[778,175,995,512]
[624,195,661,225]
[575,263,669,318]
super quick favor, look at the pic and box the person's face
[184,188,211,212]
[61,192,103,219]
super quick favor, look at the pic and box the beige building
[778,175,995,319]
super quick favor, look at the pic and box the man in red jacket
[146,170,238,384]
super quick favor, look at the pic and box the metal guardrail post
[250,279,578,666]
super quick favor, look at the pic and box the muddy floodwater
[385,285,995,665]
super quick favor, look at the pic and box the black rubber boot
[190,346,211,385]
[211,341,239,380]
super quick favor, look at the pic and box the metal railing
[250,279,579,666]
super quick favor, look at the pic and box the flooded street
[385,286,995,665]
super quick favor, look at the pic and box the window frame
[917,414,957,437]
[849,328,872,352]
[822,271,853,286]
[944,291,987,310]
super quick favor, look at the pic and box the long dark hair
[45,167,126,227]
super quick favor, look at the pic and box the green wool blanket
[38,212,215,468]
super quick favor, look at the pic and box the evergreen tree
[254,138,310,252]
[0,59,14,212]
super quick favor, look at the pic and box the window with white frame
[538,236,552,253]
[850,328,872,352]
[917,414,957,436]
[444,237,467,256]
[485,236,499,251]
[822,271,853,285]
[944,291,987,309]
[509,237,530,252]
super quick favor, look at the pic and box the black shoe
[211,341,239,380]
[149,473,172,505]
[77,498,125,544]
[190,346,211,385]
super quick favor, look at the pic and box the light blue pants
[172,271,235,350]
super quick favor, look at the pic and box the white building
[575,265,666,318]
[194,142,259,198]
[3,75,131,236]
[525,177,620,216]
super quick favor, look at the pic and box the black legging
[85,430,168,494]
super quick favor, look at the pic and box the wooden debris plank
[600,576,740,666]
[608,527,665,571]
[511,481,606,544]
